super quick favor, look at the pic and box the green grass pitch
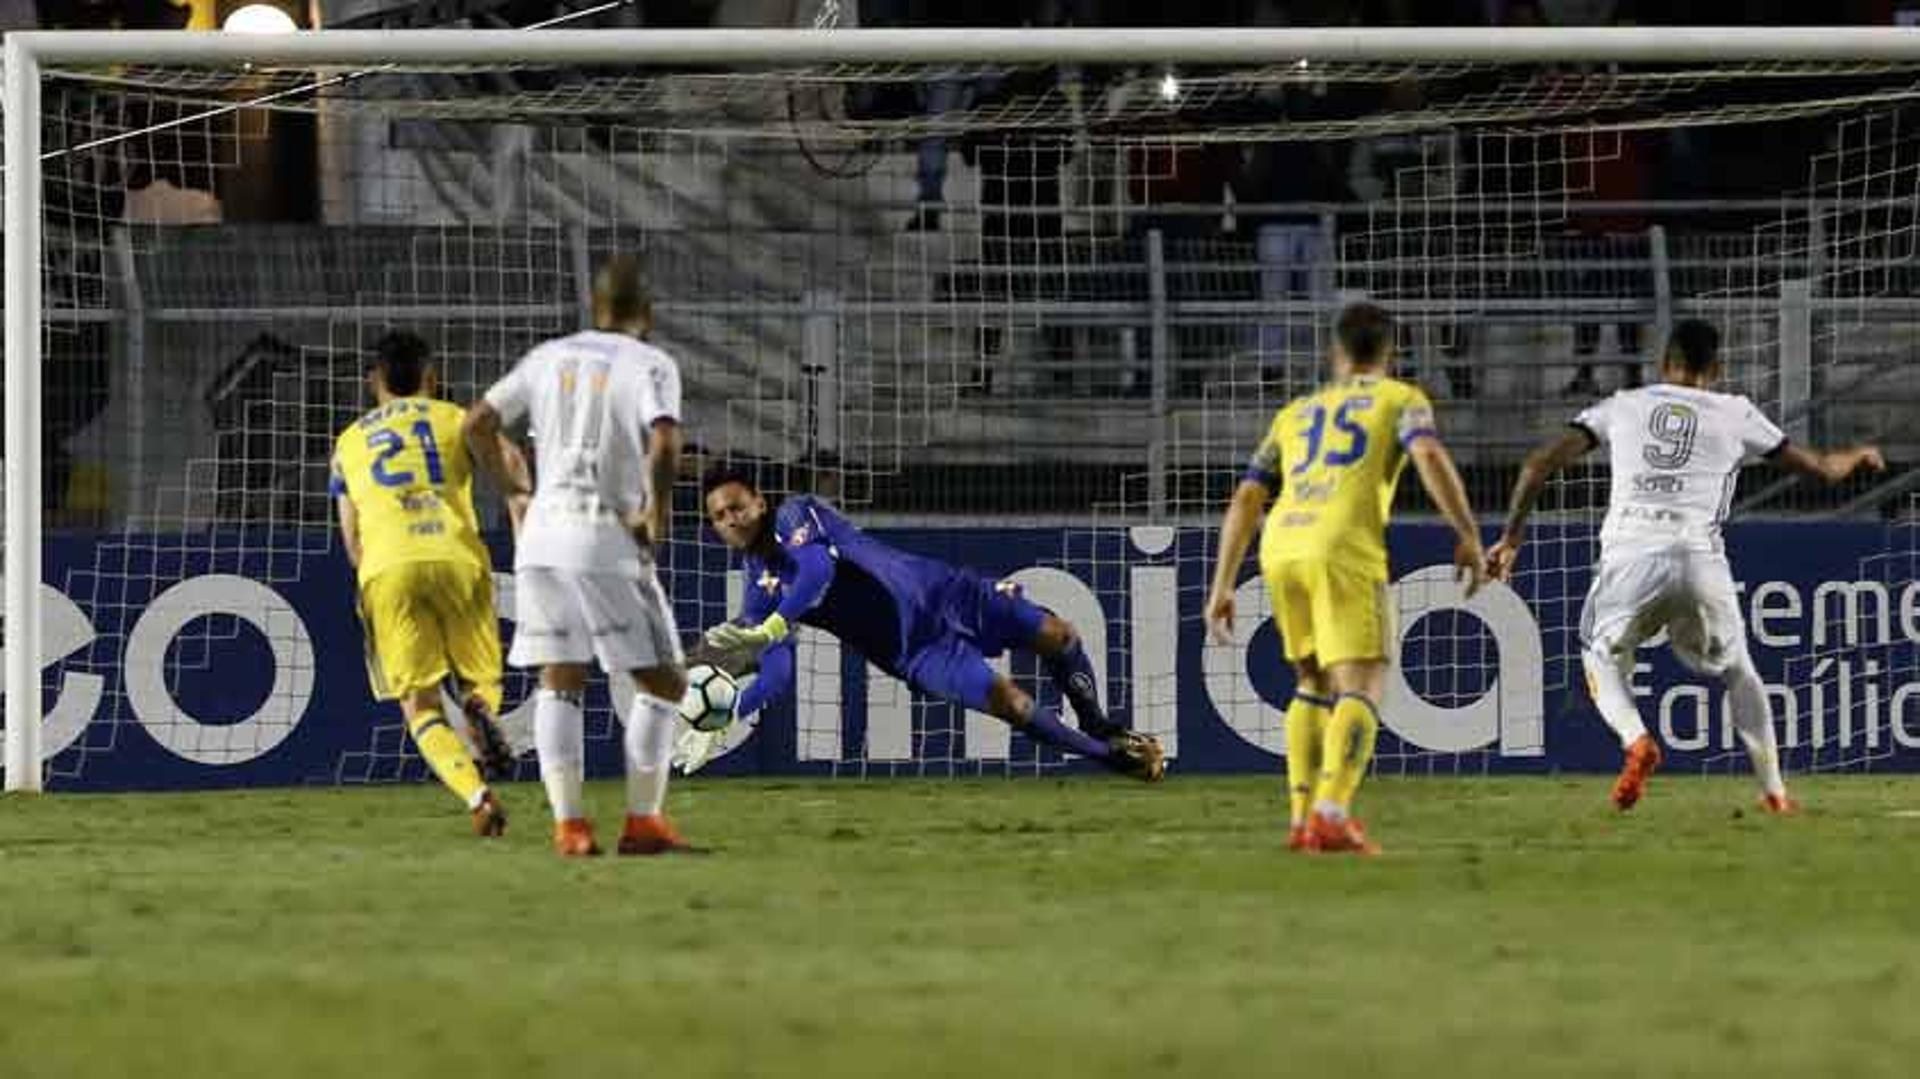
[4,774,1919,1078]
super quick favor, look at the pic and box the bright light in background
[222,4,298,33]
[1157,71,1181,103]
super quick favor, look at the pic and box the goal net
[4,29,1916,791]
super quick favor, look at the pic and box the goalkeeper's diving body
[684,467,1166,779]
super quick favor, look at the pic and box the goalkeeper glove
[704,612,789,658]
[670,673,757,775]
[673,726,724,775]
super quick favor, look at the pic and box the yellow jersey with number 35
[331,397,488,587]
[1245,374,1436,577]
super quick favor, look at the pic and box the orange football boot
[1611,734,1662,811]
[1759,792,1801,815]
[1287,823,1309,852]
[553,817,601,857]
[618,812,695,856]
[1304,812,1381,856]
[470,791,507,838]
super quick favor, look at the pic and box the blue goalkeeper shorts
[899,574,1048,712]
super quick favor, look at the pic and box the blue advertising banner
[13,522,1919,790]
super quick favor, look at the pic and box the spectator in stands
[1126,139,1244,396]
[1346,79,1476,398]
[1548,3,1658,395]
[1243,87,1347,385]
[893,0,984,232]
[1563,132,1655,396]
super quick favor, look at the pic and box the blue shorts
[899,574,1048,712]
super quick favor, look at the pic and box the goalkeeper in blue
[679,467,1165,779]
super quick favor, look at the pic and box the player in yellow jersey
[1205,303,1487,855]
[332,331,526,837]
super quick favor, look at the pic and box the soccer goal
[5,27,1918,792]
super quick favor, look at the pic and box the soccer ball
[677,664,738,732]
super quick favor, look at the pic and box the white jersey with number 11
[483,329,681,577]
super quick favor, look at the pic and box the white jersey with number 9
[1573,384,1786,561]
[484,329,681,577]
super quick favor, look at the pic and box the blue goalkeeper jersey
[732,496,1042,717]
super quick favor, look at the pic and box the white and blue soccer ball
[678,664,739,732]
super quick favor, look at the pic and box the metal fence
[29,209,1918,531]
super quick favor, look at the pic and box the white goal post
[7,25,1920,792]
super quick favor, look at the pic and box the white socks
[624,691,678,818]
[1583,644,1649,749]
[534,686,680,822]
[1723,655,1788,798]
[1588,643,1787,798]
[534,688,586,822]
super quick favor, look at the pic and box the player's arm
[640,418,681,548]
[733,640,792,720]
[461,400,533,524]
[1396,393,1486,595]
[1205,429,1280,645]
[1768,442,1886,485]
[336,494,362,571]
[1486,426,1597,582]
[638,358,684,548]
[706,541,834,657]
[495,435,532,534]
[1406,433,1488,597]
[329,456,363,571]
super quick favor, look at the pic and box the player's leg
[619,665,695,854]
[917,636,1162,778]
[1581,556,1670,810]
[398,685,504,837]
[970,575,1121,738]
[983,674,1162,779]
[1721,650,1792,811]
[1298,562,1389,854]
[1024,610,1121,739]
[1309,658,1386,850]
[1673,555,1792,811]
[365,565,500,832]
[441,564,513,781]
[510,567,598,856]
[535,664,597,856]
[592,571,698,855]
[1263,559,1336,845]
[1283,657,1332,849]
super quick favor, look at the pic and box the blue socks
[1043,638,1117,737]
[1020,704,1113,761]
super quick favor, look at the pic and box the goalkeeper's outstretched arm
[706,542,835,658]
[698,566,801,720]
[732,640,793,720]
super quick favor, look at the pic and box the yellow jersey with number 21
[331,397,487,587]
[1245,374,1436,578]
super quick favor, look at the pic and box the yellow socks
[407,708,487,809]
[1314,694,1381,815]
[1285,693,1333,825]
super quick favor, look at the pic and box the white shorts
[1581,547,1746,675]
[508,565,684,675]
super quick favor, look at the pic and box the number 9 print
[1642,402,1698,470]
